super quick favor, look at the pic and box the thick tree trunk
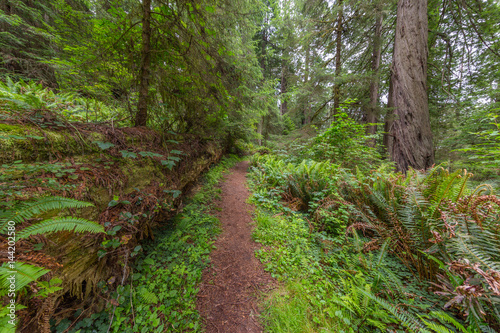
[365,10,383,143]
[135,0,151,127]
[332,0,343,114]
[388,0,434,172]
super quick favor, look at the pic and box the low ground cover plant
[248,150,500,332]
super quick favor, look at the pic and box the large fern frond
[0,262,49,293]
[450,236,500,272]
[420,319,455,333]
[359,289,428,333]
[0,196,94,232]
[17,217,104,239]
[427,311,469,333]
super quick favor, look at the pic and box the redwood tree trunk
[365,10,383,143]
[388,0,434,172]
[135,0,151,127]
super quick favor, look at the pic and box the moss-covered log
[0,121,225,331]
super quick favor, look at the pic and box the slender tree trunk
[365,10,383,144]
[383,84,394,155]
[135,0,151,127]
[280,57,288,115]
[257,20,268,145]
[388,0,434,172]
[304,43,311,124]
[332,0,343,115]
[257,119,263,146]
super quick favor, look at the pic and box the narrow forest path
[196,161,274,333]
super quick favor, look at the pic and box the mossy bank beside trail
[0,118,228,332]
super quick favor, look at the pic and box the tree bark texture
[388,0,434,172]
[135,0,152,127]
[365,10,383,141]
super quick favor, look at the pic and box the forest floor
[196,161,274,333]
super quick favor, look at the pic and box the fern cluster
[340,165,500,328]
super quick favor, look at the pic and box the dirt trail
[196,161,273,333]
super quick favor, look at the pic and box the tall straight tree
[365,5,383,142]
[135,0,151,127]
[332,0,343,114]
[388,0,434,172]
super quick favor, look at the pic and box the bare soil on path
[196,161,274,333]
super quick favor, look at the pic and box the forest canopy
[1,0,499,173]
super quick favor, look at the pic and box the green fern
[137,287,159,304]
[331,277,393,331]
[420,320,455,333]
[0,262,50,295]
[451,236,500,272]
[359,288,428,333]
[17,217,104,239]
[0,196,94,232]
[0,196,103,239]
[426,311,470,333]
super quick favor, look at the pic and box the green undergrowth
[250,204,400,332]
[250,207,447,333]
[51,155,241,333]
[247,153,500,332]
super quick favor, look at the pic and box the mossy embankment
[0,118,226,331]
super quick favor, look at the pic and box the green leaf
[161,160,175,170]
[8,135,26,140]
[205,5,215,13]
[26,135,44,140]
[93,141,115,150]
[108,200,119,207]
[0,196,94,231]
[120,150,137,158]
[138,151,164,158]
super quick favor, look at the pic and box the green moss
[122,159,167,194]
[87,187,112,211]
[0,126,98,163]
[0,123,23,132]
